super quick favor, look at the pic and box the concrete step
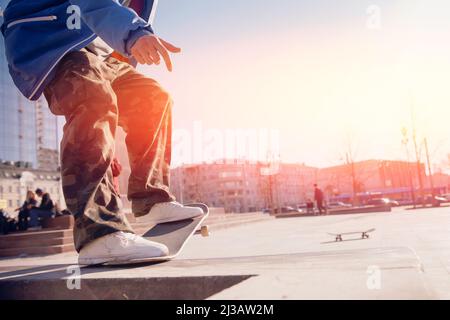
[0,236,73,250]
[132,216,269,236]
[0,247,429,299]
[0,229,72,243]
[0,243,75,258]
[200,216,272,233]
[132,213,272,234]
[204,213,269,223]
[131,212,268,229]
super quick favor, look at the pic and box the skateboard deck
[138,203,210,262]
[328,228,375,242]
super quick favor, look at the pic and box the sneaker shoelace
[157,202,182,210]
[162,201,179,206]
[116,232,138,248]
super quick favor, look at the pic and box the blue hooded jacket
[1,0,158,101]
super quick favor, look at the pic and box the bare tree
[340,130,360,206]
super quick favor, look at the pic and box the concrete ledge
[276,205,391,219]
[0,247,432,300]
[209,207,226,214]
[0,275,252,300]
[329,205,392,215]
[41,215,74,229]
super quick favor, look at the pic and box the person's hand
[130,35,181,71]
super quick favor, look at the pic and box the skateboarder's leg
[44,51,169,265]
[110,62,203,221]
[44,51,135,252]
[112,68,175,208]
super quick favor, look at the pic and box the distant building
[169,159,446,213]
[429,172,450,194]
[0,161,64,215]
[267,163,317,208]
[0,0,62,215]
[170,160,317,213]
[0,0,60,171]
[171,160,263,213]
[316,159,433,203]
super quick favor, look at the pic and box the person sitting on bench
[15,190,38,231]
[28,189,55,230]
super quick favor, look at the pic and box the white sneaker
[146,201,204,224]
[78,231,169,265]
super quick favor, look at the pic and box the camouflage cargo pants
[44,50,175,252]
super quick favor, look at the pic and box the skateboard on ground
[138,203,210,262]
[327,228,375,242]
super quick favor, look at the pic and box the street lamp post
[346,152,358,207]
[401,127,416,208]
[412,128,426,207]
[423,138,435,198]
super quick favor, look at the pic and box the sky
[137,0,450,170]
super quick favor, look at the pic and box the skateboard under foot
[101,203,210,265]
[140,203,210,262]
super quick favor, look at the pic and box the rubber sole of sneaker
[78,253,171,266]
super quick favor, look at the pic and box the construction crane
[35,97,45,169]
[17,92,24,161]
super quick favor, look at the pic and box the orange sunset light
[143,0,450,169]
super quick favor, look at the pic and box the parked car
[327,201,352,209]
[396,198,414,206]
[280,206,302,214]
[415,195,447,206]
[262,207,302,214]
[434,196,447,205]
[388,199,400,207]
[367,198,399,207]
[297,203,307,210]
[297,203,315,214]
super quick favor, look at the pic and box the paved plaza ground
[1,206,449,299]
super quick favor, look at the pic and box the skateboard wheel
[200,225,209,237]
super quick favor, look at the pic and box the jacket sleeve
[68,0,155,56]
